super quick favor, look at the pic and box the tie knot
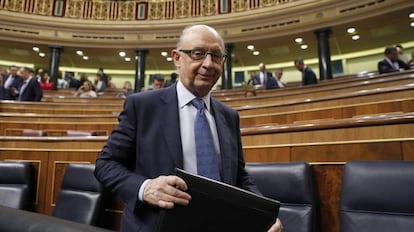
[191,98,205,110]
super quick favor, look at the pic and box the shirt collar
[177,80,211,112]
[24,76,33,83]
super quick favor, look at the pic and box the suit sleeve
[94,96,146,210]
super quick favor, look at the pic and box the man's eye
[192,50,205,56]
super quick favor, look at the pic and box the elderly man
[94,25,283,232]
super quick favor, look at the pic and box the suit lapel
[159,86,184,169]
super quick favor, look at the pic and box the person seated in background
[67,72,80,89]
[39,71,54,90]
[378,46,409,74]
[407,51,414,69]
[73,80,97,98]
[396,44,408,64]
[274,68,286,88]
[94,73,106,94]
[117,81,134,98]
[106,75,116,89]
[244,89,257,97]
[165,72,178,87]
[294,58,318,86]
[247,71,260,86]
[35,68,44,82]
[152,73,165,90]
[57,71,69,89]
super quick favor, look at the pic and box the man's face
[19,68,30,80]
[388,50,399,61]
[295,63,304,72]
[10,67,17,76]
[275,70,283,79]
[172,26,225,97]
[152,79,165,89]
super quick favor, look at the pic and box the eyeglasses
[179,48,226,63]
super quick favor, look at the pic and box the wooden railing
[1,70,414,232]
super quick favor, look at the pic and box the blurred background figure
[165,72,178,87]
[117,81,134,98]
[15,67,43,102]
[294,58,318,86]
[244,89,257,97]
[378,46,409,74]
[73,80,97,98]
[148,73,165,91]
[39,71,54,90]
[3,65,23,100]
[274,68,286,88]
[94,73,106,94]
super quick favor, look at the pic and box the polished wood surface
[1,71,413,232]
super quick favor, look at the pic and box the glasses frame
[179,48,227,64]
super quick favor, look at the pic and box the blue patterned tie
[191,98,221,181]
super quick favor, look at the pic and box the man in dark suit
[94,25,282,232]
[2,65,23,100]
[294,58,318,85]
[15,67,43,101]
[378,46,409,74]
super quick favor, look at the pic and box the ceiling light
[32,47,39,52]
[411,21,414,27]
[252,51,260,56]
[166,57,173,61]
[352,34,360,40]
[295,38,303,43]
[124,57,131,61]
[39,52,45,57]
[300,44,308,49]
[119,51,126,57]
[161,51,168,56]
[347,27,356,34]
[409,12,414,18]
[83,56,89,60]
[76,50,83,56]
[247,45,255,50]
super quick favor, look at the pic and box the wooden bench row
[212,70,411,99]
[0,121,117,136]
[240,97,414,127]
[1,137,413,232]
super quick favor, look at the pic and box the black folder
[153,168,280,232]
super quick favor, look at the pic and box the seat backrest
[0,161,35,210]
[66,130,98,136]
[52,163,103,226]
[22,129,47,136]
[245,162,318,232]
[340,161,414,232]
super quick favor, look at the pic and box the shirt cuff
[138,179,151,202]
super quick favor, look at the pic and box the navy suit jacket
[302,67,318,85]
[378,59,409,74]
[95,84,259,232]
[19,77,43,101]
[265,76,279,89]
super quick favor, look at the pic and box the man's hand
[143,175,191,209]
[267,218,283,232]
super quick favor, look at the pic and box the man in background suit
[14,67,43,101]
[378,46,409,74]
[256,63,273,86]
[2,65,23,100]
[294,58,318,86]
[94,25,282,232]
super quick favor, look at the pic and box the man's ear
[172,50,181,68]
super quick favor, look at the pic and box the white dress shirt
[138,81,220,201]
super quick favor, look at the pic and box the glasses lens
[188,49,225,63]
